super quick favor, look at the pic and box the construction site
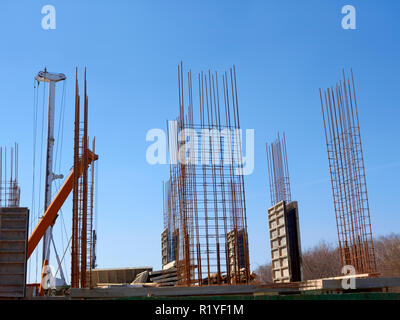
[0,64,399,301]
[0,2,399,305]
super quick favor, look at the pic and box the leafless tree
[374,233,400,277]
[254,264,272,283]
[255,234,400,283]
[301,241,341,280]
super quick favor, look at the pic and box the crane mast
[35,69,66,285]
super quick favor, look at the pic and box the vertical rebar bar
[266,133,292,206]
[319,69,377,274]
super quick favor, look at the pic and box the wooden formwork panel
[268,201,289,282]
[226,228,246,280]
[161,228,178,269]
[268,201,301,283]
[0,207,29,298]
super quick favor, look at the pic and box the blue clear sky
[0,0,399,282]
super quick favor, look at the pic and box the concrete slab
[71,284,299,299]
[301,277,400,291]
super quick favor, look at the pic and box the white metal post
[35,69,67,285]
[42,80,55,265]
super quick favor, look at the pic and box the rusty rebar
[164,63,250,286]
[71,68,97,288]
[266,133,292,206]
[0,144,20,208]
[319,69,377,274]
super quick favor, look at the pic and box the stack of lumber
[148,267,177,286]
[130,267,177,287]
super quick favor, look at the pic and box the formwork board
[267,201,301,283]
[161,228,177,269]
[226,228,247,281]
[0,207,29,298]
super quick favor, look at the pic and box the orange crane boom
[27,151,98,259]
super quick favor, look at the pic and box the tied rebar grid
[319,69,377,274]
[164,63,250,286]
[0,144,20,208]
[266,133,291,206]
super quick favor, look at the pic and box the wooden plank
[150,273,177,282]
[150,272,178,279]
[155,281,176,286]
[152,276,178,284]
[149,268,177,276]
[97,282,159,288]
[132,271,149,284]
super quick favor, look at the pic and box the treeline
[255,233,400,282]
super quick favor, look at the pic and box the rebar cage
[164,63,251,286]
[0,144,20,208]
[319,69,377,274]
[71,69,96,288]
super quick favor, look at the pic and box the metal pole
[51,234,66,283]
[42,80,56,264]
[35,69,66,285]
